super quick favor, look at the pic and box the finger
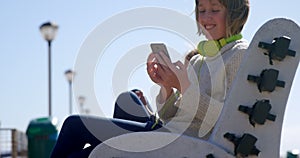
[147,63,157,77]
[174,61,185,70]
[149,53,167,72]
[147,53,159,73]
[152,72,162,83]
[147,63,163,83]
[156,51,171,67]
[147,53,156,66]
[147,53,167,74]
[147,52,156,61]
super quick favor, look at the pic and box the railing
[0,128,27,158]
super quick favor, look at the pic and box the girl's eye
[198,10,220,14]
[212,10,220,13]
[199,10,205,14]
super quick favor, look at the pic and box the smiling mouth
[204,24,215,30]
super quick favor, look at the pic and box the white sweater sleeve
[156,40,248,138]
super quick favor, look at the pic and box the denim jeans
[113,90,151,122]
[51,91,164,158]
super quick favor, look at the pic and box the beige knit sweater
[157,39,249,139]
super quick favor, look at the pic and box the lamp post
[40,21,58,117]
[65,69,75,115]
[78,96,86,114]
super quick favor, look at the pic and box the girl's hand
[146,51,190,94]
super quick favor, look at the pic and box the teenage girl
[51,0,250,157]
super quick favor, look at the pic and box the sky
[0,0,299,156]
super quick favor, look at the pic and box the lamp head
[40,21,58,41]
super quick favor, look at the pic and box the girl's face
[197,0,227,40]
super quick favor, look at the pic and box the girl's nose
[201,12,213,21]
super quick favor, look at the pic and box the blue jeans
[51,91,164,158]
[113,90,151,122]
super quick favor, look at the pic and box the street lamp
[65,69,75,115]
[78,96,86,114]
[40,21,58,117]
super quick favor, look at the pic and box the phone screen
[150,43,170,59]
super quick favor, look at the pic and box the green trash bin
[287,151,299,158]
[26,117,58,158]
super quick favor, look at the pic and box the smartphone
[150,43,171,59]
